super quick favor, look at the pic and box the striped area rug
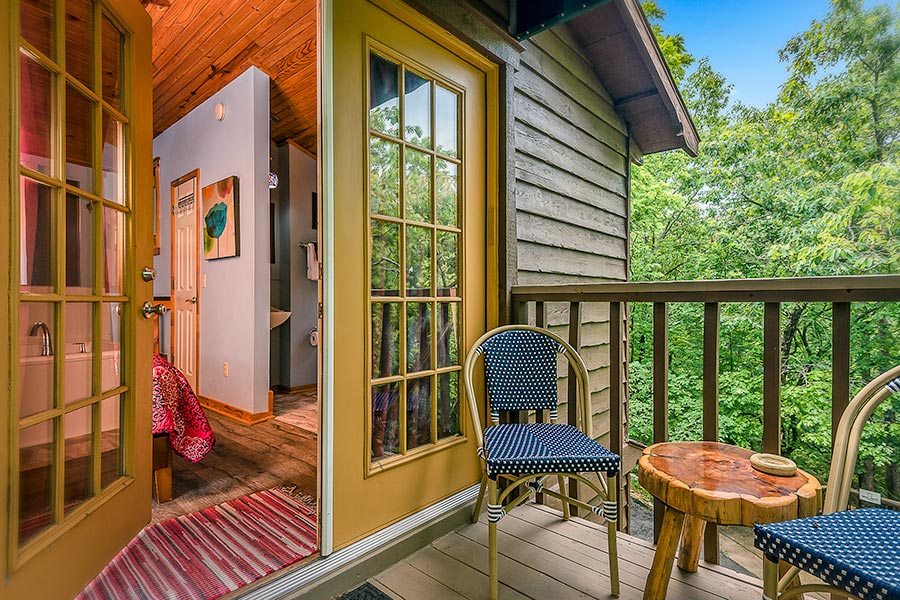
[79,488,318,600]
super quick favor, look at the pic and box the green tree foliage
[630,0,900,500]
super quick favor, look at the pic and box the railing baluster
[763,302,781,455]
[610,301,624,531]
[832,303,851,447]
[703,302,720,563]
[652,302,668,543]
[535,300,548,429]
[567,301,583,516]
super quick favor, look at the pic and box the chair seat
[483,422,620,479]
[754,508,900,600]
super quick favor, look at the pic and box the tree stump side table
[638,441,822,600]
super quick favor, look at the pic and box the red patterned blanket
[152,354,215,462]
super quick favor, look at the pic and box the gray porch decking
[367,503,762,600]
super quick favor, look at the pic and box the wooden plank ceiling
[146,0,317,155]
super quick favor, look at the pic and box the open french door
[2,0,153,598]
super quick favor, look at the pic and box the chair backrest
[824,365,900,514]
[463,325,592,450]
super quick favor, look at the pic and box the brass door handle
[142,302,169,319]
[185,297,197,304]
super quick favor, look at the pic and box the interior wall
[270,142,318,390]
[153,67,271,415]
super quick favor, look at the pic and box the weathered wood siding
[513,27,630,450]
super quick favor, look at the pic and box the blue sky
[657,0,831,107]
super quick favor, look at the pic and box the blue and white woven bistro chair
[463,325,621,600]
[754,365,900,600]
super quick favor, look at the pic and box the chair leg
[558,474,571,520]
[488,477,499,600]
[473,473,488,523]
[763,556,779,600]
[606,473,620,597]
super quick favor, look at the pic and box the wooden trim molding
[198,395,274,425]
[272,384,318,394]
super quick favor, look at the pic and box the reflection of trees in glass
[369,137,399,217]
[406,226,431,294]
[369,55,465,459]
[371,220,399,294]
[405,149,431,221]
[438,371,460,438]
[407,377,432,449]
[371,303,399,378]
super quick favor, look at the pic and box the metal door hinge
[318,302,324,319]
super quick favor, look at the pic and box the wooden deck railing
[511,274,900,561]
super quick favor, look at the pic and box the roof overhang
[515,0,699,157]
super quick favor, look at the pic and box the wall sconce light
[268,172,279,189]
[214,103,226,121]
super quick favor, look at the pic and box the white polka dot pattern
[754,508,900,600]
[481,329,564,413]
[482,422,620,479]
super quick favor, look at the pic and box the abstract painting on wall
[202,176,240,260]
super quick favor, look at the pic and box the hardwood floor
[151,407,317,524]
[369,503,763,600]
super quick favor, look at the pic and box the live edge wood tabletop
[638,441,822,600]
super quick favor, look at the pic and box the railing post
[535,301,547,504]
[610,301,624,531]
[702,302,720,563]
[832,303,851,446]
[567,301,582,515]
[763,303,782,455]
[652,302,668,543]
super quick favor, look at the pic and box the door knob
[142,266,157,282]
[185,296,198,304]
[142,302,169,319]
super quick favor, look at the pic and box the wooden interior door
[1,0,153,597]
[170,171,200,391]
[330,0,497,548]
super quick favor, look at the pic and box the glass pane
[20,302,55,417]
[369,137,399,217]
[406,302,432,373]
[404,70,431,147]
[436,302,459,368]
[371,303,400,379]
[371,382,400,460]
[101,14,123,110]
[66,194,93,291]
[101,113,123,204]
[438,371,460,439]
[64,406,92,513]
[21,0,55,58]
[407,376,432,450]
[19,53,53,174]
[436,231,458,297]
[102,302,124,391]
[101,395,121,488]
[19,419,54,546]
[65,302,93,403]
[369,54,399,137]
[404,149,431,223]
[435,85,458,157]
[406,225,432,296]
[66,0,93,87]
[20,177,55,292]
[435,159,458,228]
[371,220,400,296]
[102,207,124,294]
[66,85,94,192]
